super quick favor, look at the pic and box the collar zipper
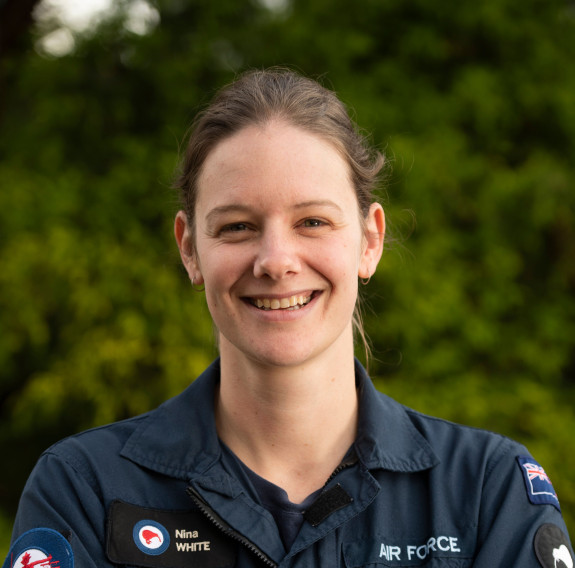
[186,485,279,568]
[323,455,358,487]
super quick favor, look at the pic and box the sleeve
[3,450,113,568]
[472,439,574,567]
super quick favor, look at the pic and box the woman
[4,69,572,568]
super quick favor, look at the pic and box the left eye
[302,219,324,228]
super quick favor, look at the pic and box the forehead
[196,121,356,210]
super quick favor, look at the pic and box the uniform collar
[120,358,439,479]
[120,359,223,480]
[353,359,439,472]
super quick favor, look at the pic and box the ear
[358,203,385,279]
[174,211,204,284]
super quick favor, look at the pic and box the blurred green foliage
[1,0,574,557]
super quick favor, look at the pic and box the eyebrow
[293,199,344,213]
[205,199,344,225]
[205,204,252,226]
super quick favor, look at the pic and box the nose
[253,226,301,280]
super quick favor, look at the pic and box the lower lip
[244,293,321,321]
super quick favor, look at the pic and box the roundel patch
[133,520,170,556]
[2,528,73,568]
[534,524,574,568]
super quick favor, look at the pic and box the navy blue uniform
[4,360,573,567]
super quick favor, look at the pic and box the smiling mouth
[249,293,314,311]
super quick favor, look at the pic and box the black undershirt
[240,462,323,550]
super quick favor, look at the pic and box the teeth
[251,294,312,311]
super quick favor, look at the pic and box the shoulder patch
[534,524,573,568]
[3,528,73,568]
[517,456,561,512]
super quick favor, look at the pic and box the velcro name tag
[106,500,236,568]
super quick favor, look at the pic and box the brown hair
[174,67,385,361]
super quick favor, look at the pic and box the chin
[222,335,318,369]
[249,346,318,369]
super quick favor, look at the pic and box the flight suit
[4,359,573,567]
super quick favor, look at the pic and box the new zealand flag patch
[517,456,560,512]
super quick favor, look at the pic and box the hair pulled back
[175,67,385,234]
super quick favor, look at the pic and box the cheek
[206,298,223,326]
[198,241,244,278]
[308,243,361,303]
[316,236,362,275]
[200,248,247,307]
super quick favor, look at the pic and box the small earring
[191,276,205,292]
[361,275,371,286]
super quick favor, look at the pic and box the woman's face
[176,121,384,369]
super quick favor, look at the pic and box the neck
[215,336,359,503]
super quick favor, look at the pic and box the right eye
[221,223,248,233]
[215,222,256,242]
